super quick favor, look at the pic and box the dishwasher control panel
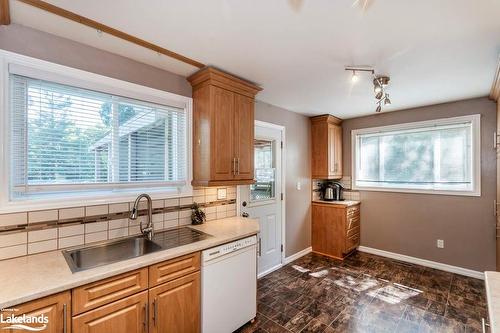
[202,235,257,262]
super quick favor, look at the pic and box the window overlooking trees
[10,74,187,199]
[352,115,480,196]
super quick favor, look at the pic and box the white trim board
[284,247,312,264]
[358,246,484,280]
[257,264,283,279]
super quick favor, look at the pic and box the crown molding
[490,55,500,101]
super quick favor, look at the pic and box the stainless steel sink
[63,227,211,273]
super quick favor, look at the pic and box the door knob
[242,212,249,218]
[242,201,247,207]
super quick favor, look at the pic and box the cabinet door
[233,94,254,180]
[72,291,147,333]
[311,204,345,259]
[328,124,343,178]
[0,292,71,333]
[149,271,200,333]
[211,86,235,181]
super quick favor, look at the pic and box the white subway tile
[85,205,108,216]
[85,221,108,234]
[0,232,27,247]
[152,213,163,223]
[216,205,227,213]
[58,235,84,249]
[28,228,57,243]
[129,225,141,236]
[0,213,27,228]
[180,197,193,206]
[179,218,190,226]
[109,203,129,213]
[59,207,84,220]
[164,211,179,221]
[152,200,164,209]
[164,198,179,207]
[108,228,128,240]
[205,188,217,195]
[164,219,178,229]
[206,213,216,221]
[85,231,107,244]
[28,239,57,254]
[153,222,164,231]
[193,195,205,204]
[193,189,205,197]
[29,210,58,223]
[227,186,237,194]
[179,210,191,218]
[206,195,217,202]
[109,218,129,230]
[204,206,216,214]
[58,224,84,238]
[0,244,27,260]
[216,211,227,219]
[227,210,237,217]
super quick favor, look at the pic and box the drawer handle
[143,303,149,332]
[63,303,67,333]
[153,298,158,326]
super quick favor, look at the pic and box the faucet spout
[130,193,154,240]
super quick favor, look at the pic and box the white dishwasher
[201,235,257,333]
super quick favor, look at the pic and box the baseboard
[284,246,312,264]
[358,246,484,280]
[257,264,283,279]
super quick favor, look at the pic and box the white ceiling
[10,0,500,118]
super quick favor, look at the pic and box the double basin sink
[63,227,211,272]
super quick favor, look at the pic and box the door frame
[238,120,286,277]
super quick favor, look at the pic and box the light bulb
[376,105,382,113]
[384,95,391,105]
[374,85,382,93]
[351,71,359,83]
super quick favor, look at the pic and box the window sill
[351,185,481,197]
[0,188,193,214]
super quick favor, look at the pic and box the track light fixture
[345,66,392,113]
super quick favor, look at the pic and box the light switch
[296,181,301,190]
[217,188,227,200]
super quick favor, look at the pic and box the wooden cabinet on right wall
[311,115,343,179]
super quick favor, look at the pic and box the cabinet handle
[63,303,67,333]
[153,298,158,326]
[232,158,236,176]
[237,158,240,175]
[144,303,149,332]
[482,318,490,333]
[258,237,262,257]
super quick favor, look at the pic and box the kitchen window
[351,115,481,196]
[1,52,192,207]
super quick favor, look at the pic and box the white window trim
[351,114,481,197]
[0,50,193,213]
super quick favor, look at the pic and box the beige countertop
[486,271,500,332]
[312,200,361,207]
[0,217,259,309]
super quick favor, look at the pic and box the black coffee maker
[321,182,344,201]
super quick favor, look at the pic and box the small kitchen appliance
[321,182,344,201]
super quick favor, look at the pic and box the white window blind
[10,74,187,199]
[353,116,480,195]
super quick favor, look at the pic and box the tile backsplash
[312,177,360,201]
[0,187,237,260]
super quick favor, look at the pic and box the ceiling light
[375,91,383,100]
[376,104,382,113]
[351,71,359,83]
[374,85,382,94]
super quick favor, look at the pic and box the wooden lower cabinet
[312,202,361,259]
[72,291,148,333]
[149,271,200,333]
[0,291,71,333]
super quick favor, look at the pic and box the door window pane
[250,140,275,201]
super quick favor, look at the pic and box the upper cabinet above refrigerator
[311,115,343,180]
[188,67,262,187]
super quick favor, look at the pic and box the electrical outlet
[437,239,444,248]
[217,188,227,200]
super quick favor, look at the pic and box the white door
[240,122,283,276]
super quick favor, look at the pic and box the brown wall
[255,101,312,257]
[0,24,191,97]
[342,97,497,272]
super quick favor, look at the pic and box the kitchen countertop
[485,271,500,332]
[312,200,360,207]
[0,217,259,309]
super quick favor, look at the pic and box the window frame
[0,50,193,213]
[351,114,481,197]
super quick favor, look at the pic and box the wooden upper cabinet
[188,67,262,186]
[311,115,343,179]
[0,291,71,333]
[149,272,201,333]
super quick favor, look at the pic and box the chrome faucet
[130,193,154,240]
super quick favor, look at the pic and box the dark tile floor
[237,251,487,333]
